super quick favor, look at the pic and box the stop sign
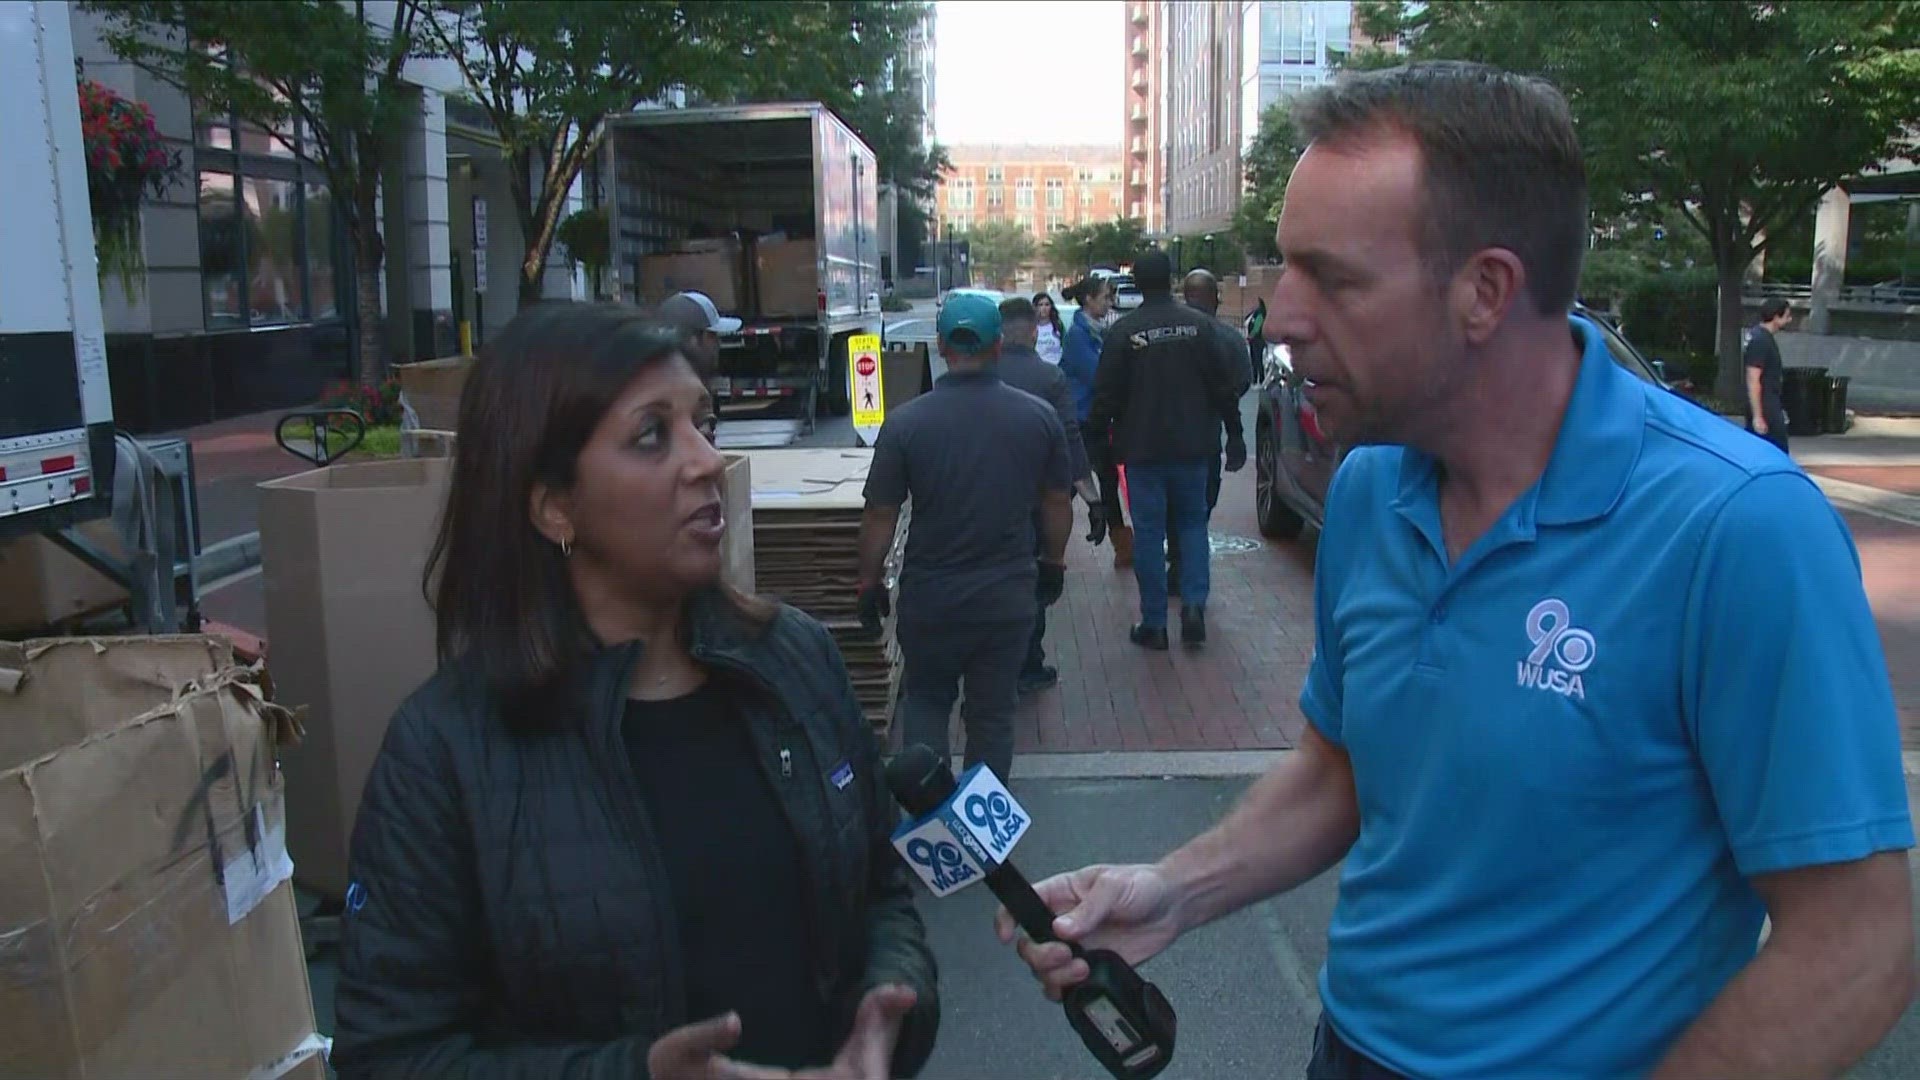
[856,356,877,377]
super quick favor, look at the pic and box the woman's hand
[795,984,918,1080]
[646,1013,792,1080]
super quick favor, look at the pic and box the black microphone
[885,745,1177,1080]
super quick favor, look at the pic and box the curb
[1810,475,1920,528]
[1008,750,1287,780]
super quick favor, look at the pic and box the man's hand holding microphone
[994,865,1185,1003]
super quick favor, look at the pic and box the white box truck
[603,103,883,437]
[0,0,116,543]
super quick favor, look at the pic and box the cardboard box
[0,520,129,635]
[259,454,755,899]
[639,242,742,309]
[394,355,474,433]
[754,237,818,317]
[258,457,451,900]
[0,636,320,1079]
[721,454,754,594]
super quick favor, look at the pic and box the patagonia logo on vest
[829,760,855,790]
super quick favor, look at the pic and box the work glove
[1224,434,1247,473]
[1085,503,1108,547]
[857,583,891,638]
[1036,561,1066,607]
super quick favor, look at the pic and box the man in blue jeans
[1088,250,1247,649]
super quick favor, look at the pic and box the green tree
[1233,102,1305,262]
[1357,1,1920,400]
[426,1,927,302]
[962,219,1036,289]
[85,0,428,377]
[1044,218,1150,276]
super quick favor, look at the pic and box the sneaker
[1018,666,1059,693]
[1129,623,1170,651]
[1180,605,1207,647]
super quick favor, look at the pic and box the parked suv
[1251,306,1675,539]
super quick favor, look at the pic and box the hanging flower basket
[78,76,185,296]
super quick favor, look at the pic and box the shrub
[318,376,404,425]
[1621,269,1717,362]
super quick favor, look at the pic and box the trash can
[1783,367,1827,437]
[1825,374,1851,434]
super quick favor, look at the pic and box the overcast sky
[933,0,1125,146]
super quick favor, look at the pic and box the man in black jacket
[1167,268,1257,592]
[996,296,1102,692]
[1089,250,1247,650]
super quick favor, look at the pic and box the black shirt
[863,369,1072,626]
[1090,295,1246,467]
[623,684,833,1069]
[1743,323,1785,422]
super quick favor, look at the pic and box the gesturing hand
[793,985,918,1080]
[1223,436,1248,473]
[993,864,1184,1002]
[646,1013,793,1080]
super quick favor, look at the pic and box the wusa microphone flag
[890,762,1033,897]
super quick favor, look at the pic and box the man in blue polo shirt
[996,61,1914,1079]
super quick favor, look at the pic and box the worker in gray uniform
[994,296,1102,693]
[856,294,1074,780]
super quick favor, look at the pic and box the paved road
[914,775,1920,1080]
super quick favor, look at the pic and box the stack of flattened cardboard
[744,449,905,731]
[0,635,325,1079]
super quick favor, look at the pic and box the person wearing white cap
[655,291,742,376]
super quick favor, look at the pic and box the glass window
[986,165,1004,182]
[198,171,245,329]
[1046,178,1064,209]
[1016,179,1034,209]
[243,175,305,325]
[305,180,337,320]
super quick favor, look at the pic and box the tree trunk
[354,222,388,382]
[1713,257,1747,406]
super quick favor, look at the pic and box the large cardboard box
[720,454,754,594]
[394,355,474,432]
[754,237,819,317]
[0,635,322,1079]
[0,520,129,635]
[258,457,450,900]
[259,453,755,899]
[638,240,742,309]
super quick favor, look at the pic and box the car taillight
[817,290,827,313]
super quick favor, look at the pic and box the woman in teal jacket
[1058,275,1129,564]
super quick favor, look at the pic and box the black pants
[1023,603,1049,677]
[1306,1015,1405,1080]
[896,617,1032,781]
[1748,415,1789,455]
[1167,451,1222,576]
[1084,429,1126,528]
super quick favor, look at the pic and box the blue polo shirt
[1302,316,1912,1078]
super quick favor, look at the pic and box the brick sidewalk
[1009,460,1317,755]
[1837,507,1920,747]
[176,409,316,543]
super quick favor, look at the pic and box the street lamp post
[1204,233,1215,271]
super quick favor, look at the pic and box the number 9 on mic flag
[890,762,1032,896]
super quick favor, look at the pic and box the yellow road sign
[849,333,885,433]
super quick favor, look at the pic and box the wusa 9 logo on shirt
[1519,597,1596,701]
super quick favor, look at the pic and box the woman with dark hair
[331,302,938,1080]
[1058,275,1131,566]
[1032,291,1065,365]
